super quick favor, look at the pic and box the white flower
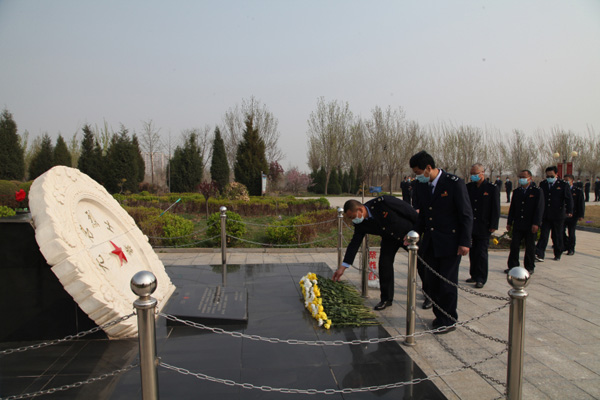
[318,319,324,326]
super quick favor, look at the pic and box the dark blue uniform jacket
[507,184,544,230]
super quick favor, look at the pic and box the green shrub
[266,209,337,245]
[0,206,16,218]
[123,205,195,247]
[206,210,246,245]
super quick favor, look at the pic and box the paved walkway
[157,225,599,399]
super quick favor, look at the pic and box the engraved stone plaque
[165,285,248,325]
[29,166,176,339]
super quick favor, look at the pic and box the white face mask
[352,210,364,224]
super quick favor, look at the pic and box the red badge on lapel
[382,211,388,218]
[441,191,448,197]
[483,192,489,196]
[529,194,534,198]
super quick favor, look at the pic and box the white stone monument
[29,166,175,339]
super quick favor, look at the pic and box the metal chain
[159,310,506,345]
[160,351,505,395]
[153,234,221,249]
[226,233,338,247]
[236,218,337,228]
[418,255,510,301]
[146,221,218,239]
[0,363,138,400]
[0,313,135,356]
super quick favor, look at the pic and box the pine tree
[132,135,146,184]
[104,126,142,193]
[309,167,327,194]
[348,166,356,194]
[78,124,104,183]
[354,163,364,193]
[234,116,268,196]
[341,170,350,193]
[53,134,72,167]
[168,132,203,192]
[209,127,230,192]
[0,109,25,180]
[328,168,342,195]
[29,134,54,180]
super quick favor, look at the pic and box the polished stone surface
[0,263,444,399]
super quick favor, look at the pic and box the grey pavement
[157,203,600,399]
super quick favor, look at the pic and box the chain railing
[0,313,135,356]
[0,363,139,400]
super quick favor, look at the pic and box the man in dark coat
[595,177,600,202]
[400,176,412,204]
[563,174,585,255]
[535,166,573,261]
[333,196,417,310]
[494,176,503,191]
[466,164,500,288]
[505,177,513,203]
[584,179,591,202]
[506,170,544,274]
[409,151,473,334]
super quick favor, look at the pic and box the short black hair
[564,174,574,180]
[409,150,436,170]
[545,166,558,173]
[343,199,362,213]
[520,169,532,177]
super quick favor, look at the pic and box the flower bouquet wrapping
[299,272,379,329]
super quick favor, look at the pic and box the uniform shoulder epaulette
[377,196,384,202]
[444,172,460,182]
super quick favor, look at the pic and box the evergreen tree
[53,134,72,167]
[0,109,25,180]
[341,170,350,193]
[29,134,54,180]
[348,166,356,194]
[209,127,230,192]
[234,116,269,196]
[104,126,142,193]
[310,167,327,194]
[132,134,146,184]
[78,124,104,183]
[328,168,342,195]
[168,132,204,192]
[354,163,365,193]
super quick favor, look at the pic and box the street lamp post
[552,151,578,178]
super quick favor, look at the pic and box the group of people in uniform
[332,150,586,335]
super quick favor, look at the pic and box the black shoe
[374,300,393,311]
[553,256,561,261]
[475,282,484,288]
[535,255,544,263]
[504,268,511,274]
[422,299,433,309]
[567,251,574,256]
[432,320,456,334]
[465,278,475,283]
[526,269,534,275]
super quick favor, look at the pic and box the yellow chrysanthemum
[324,323,331,329]
[493,238,499,245]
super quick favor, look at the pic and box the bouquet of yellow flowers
[299,272,379,329]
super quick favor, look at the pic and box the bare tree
[69,131,81,167]
[221,96,284,169]
[306,97,352,194]
[140,120,163,184]
[580,126,600,179]
[507,130,534,176]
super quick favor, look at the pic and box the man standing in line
[494,176,503,192]
[466,164,500,288]
[535,166,573,262]
[333,196,417,311]
[505,177,513,203]
[584,179,591,202]
[506,170,544,274]
[595,177,600,202]
[409,151,473,334]
[563,174,585,255]
[400,176,412,204]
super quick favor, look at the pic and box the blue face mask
[518,178,529,186]
[470,174,481,182]
[546,177,556,184]
[352,211,364,224]
[415,174,429,183]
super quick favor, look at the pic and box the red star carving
[110,241,128,266]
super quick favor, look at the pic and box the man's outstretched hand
[332,266,346,281]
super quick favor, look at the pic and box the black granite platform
[0,263,445,399]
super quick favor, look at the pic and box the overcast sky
[1,0,599,171]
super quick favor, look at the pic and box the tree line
[307,98,600,194]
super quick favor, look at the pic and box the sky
[1,0,599,172]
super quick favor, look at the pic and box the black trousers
[469,233,490,284]
[508,228,536,271]
[378,237,403,302]
[506,190,512,203]
[419,250,460,326]
[536,218,565,259]
[564,218,578,252]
